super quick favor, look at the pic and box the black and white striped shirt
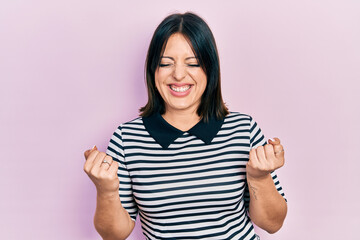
[106,111,286,240]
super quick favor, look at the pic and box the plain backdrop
[1,0,359,239]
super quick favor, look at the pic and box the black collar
[142,112,224,149]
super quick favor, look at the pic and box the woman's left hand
[246,137,285,180]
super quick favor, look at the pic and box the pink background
[1,0,359,239]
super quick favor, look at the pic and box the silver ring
[275,149,284,155]
[102,160,111,166]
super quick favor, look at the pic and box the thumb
[84,145,97,159]
[268,137,281,145]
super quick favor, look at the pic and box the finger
[268,137,281,145]
[93,152,107,170]
[255,146,267,164]
[100,155,113,171]
[83,148,100,172]
[84,149,99,166]
[264,143,276,159]
[272,143,285,169]
[84,145,98,159]
[274,144,285,157]
[249,147,259,165]
[109,160,119,175]
[88,152,106,175]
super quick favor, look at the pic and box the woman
[84,12,287,240]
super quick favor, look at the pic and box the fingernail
[269,138,275,142]
[92,145,96,150]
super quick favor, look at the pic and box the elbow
[262,209,287,234]
[253,218,285,234]
[252,210,287,234]
[102,237,126,240]
[94,222,128,240]
[264,221,284,234]
[94,217,134,240]
[264,202,288,234]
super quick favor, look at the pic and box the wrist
[247,172,272,182]
[97,190,119,200]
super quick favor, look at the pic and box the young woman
[84,12,287,240]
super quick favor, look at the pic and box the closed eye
[159,63,200,67]
[159,64,171,67]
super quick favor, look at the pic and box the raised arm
[246,137,287,233]
[84,146,135,240]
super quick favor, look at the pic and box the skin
[83,32,287,239]
[247,137,288,233]
[83,146,134,240]
[154,32,207,131]
[154,33,287,233]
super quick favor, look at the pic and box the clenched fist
[246,137,285,180]
[83,145,119,196]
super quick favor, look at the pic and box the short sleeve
[244,116,287,212]
[105,125,138,222]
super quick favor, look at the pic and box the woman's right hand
[83,145,119,196]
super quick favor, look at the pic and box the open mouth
[169,84,192,92]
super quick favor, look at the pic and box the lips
[167,84,193,97]
[169,84,192,92]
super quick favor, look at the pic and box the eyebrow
[161,56,198,60]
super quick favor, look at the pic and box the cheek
[155,69,168,85]
[196,73,207,91]
[190,69,206,83]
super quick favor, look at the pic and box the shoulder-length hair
[139,12,229,122]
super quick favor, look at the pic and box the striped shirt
[105,111,286,240]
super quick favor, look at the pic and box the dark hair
[139,12,229,122]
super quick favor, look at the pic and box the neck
[162,108,201,132]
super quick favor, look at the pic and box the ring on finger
[275,149,284,155]
[102,159,111,166]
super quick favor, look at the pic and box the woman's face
[155,33,207,114]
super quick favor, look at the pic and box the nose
[172,63,186,81]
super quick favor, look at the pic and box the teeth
[170,85,191,92]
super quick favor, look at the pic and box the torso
[120,112,257,239]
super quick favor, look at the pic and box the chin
[171,105,191,111]
[167,102,193,111]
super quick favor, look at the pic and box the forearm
[247,173,287,233]
[94,192,135,240]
